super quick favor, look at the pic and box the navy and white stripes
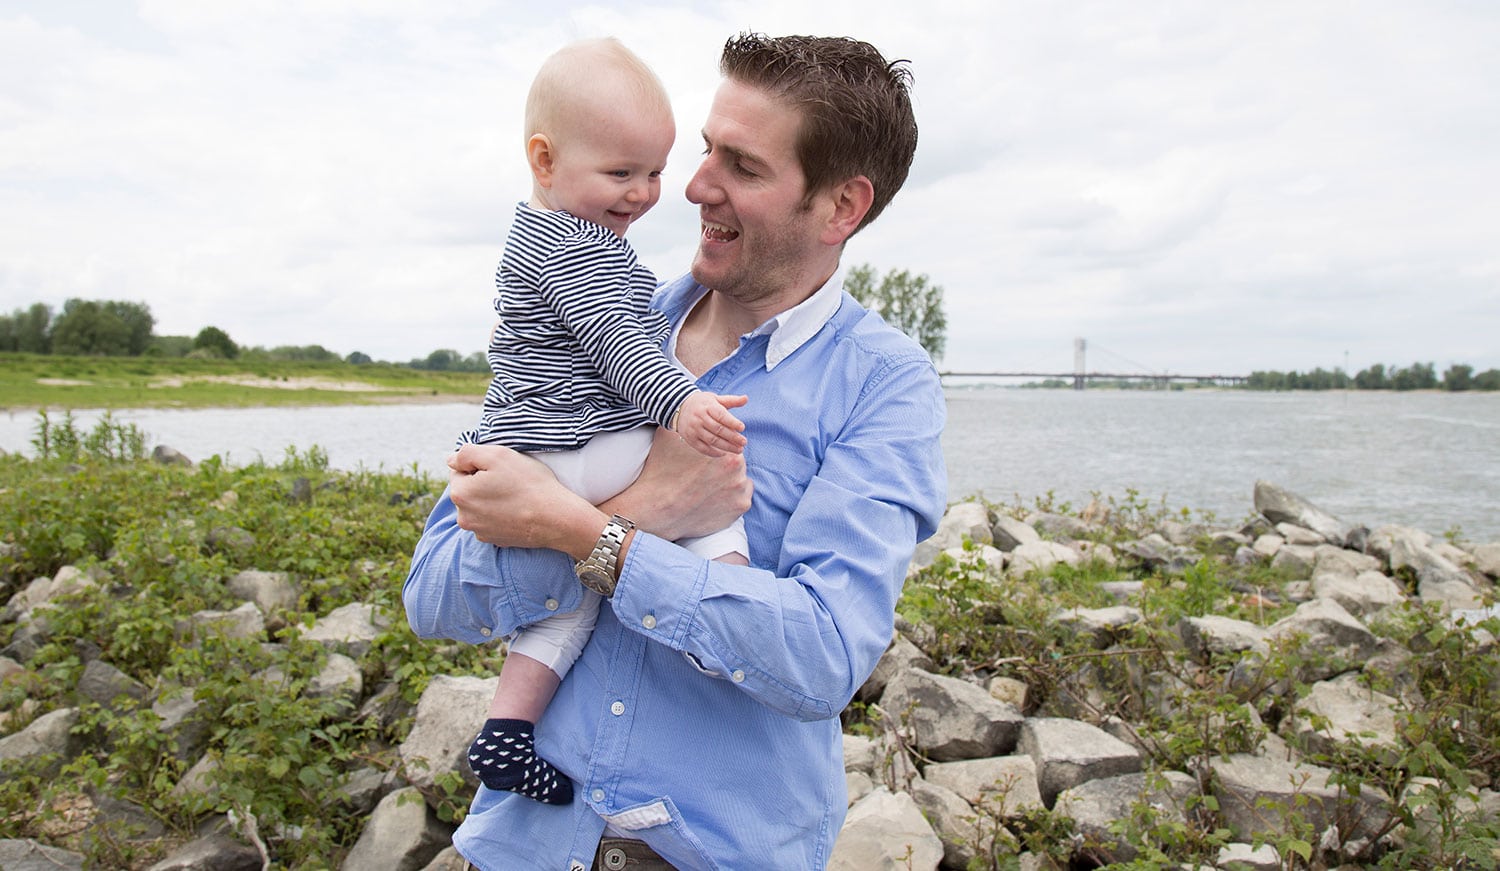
[461,204,698,452]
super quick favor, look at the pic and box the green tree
[0,303,53,353]
[49,299,155,356]
[345,351,373,365]
[1442,364,1473,391]
[844,264,947,362]
[193,325,239,359]
[1391,362,1437,391]
[1475,369,1500,391]
[1354,363,1388,390]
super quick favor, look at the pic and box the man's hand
[447,444,604,558]
[604,426,753,543]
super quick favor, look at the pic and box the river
[3,389,1497,541]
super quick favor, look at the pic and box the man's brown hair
[719,33,918,235]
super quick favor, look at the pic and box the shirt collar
[746,266,846,371]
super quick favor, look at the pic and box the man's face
[685,78,829,306]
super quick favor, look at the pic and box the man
[404,32,947,870]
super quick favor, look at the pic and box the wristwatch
[575,514,636,598]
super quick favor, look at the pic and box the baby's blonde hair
[525,38,673,145]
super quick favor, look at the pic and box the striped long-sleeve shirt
[462,204,699,452]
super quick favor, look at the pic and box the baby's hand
[672,391,748,457]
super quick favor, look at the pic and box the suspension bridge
[940,338,1248,390]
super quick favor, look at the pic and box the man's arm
[606,355,947,722]
[402,429,751,642]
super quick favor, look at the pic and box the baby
[455,38,749,805]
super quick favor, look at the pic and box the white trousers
[507,426,748,676]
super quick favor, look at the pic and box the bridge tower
[1073,337,1086,390]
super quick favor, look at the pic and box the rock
[1216,842,1281,870]
[178,601,265,642]
[1117,534,1198,573]
[145,832,263,871]
[911,501,992,568]
[1029,512,1095,541]
[922,756,1044,816]
[1179,615,1270,662]
[1008,541,1080,576]
[1291,673,1401,764]
[0,708,81,777]
[1051,606,1143,650]
[909,778,982,870]
[1054,770,1199,864]
[881,668,1022,761]
[205,526,256,555]
[1210,752,1388,842]
[843,733,879,777]
[1017,717,1142,807]
[991,515,1041,552]
[340,786,452,871]
[858,634,935,703]
[419,847,471,871]
[0,839,86,870]
[1253,481,1352,546]
[1267,598,1382,682]
[1311,570,1405,617]
[398,674,498,792]
[1269,544,1317,577]
[304,603,389,658]
[828,788,944,871]
[75,659,147,710]
[153,690,210,762]
[152,445,193,466]
[1275,522,1326,547]
[1471,543,1500,578]
[987,676,1029,711]
[1251,533,1285,558]
[226,570,297,626]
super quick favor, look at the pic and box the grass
[0,352,490,411]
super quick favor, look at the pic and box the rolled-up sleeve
[403,487,588,644]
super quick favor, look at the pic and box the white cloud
[2,1,1497,375]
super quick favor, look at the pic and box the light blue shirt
[403,270,948,870]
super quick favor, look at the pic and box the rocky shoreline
[2,468,1498,869]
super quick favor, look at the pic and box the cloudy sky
[4,1,1497,377]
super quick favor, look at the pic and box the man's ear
[820,176,875,246]
[527,134,556,187]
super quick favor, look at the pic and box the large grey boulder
[909,778,982,870]
[1253,481,1352,546]
[828,787,944,871]
[1291,673,1401,764]
[911,501,992,568]
[76,659,148,710]
[0,839,85,870]
[340,786,452,871]
[1178,615,1270,663]
[1209,753,1390,842]
[922,756,1044,816]
[1267,598,1382,682]
[0,707,81,777]
[991,515,1041,552]
[1017,717,1142,807]
[1311,570,1406,617]
[226,570,297,629]
[304,602,391,658]
[398,674,497,793]
[1007,541,1080,576]
[144,832,263,871]
[1054,770,1199,864]
[882,668,1023,761]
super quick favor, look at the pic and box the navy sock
[467,718,573,805]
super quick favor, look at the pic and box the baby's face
[545,110,675,238]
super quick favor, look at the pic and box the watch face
[578,564,614,596]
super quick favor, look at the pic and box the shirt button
[731,669,746,683]
[479,627,491,637]
[591,788,605,802]
[642,614,657,629]
[545,598,560,611]
[611,701,625,716]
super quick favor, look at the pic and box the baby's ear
[527,134,556,186]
